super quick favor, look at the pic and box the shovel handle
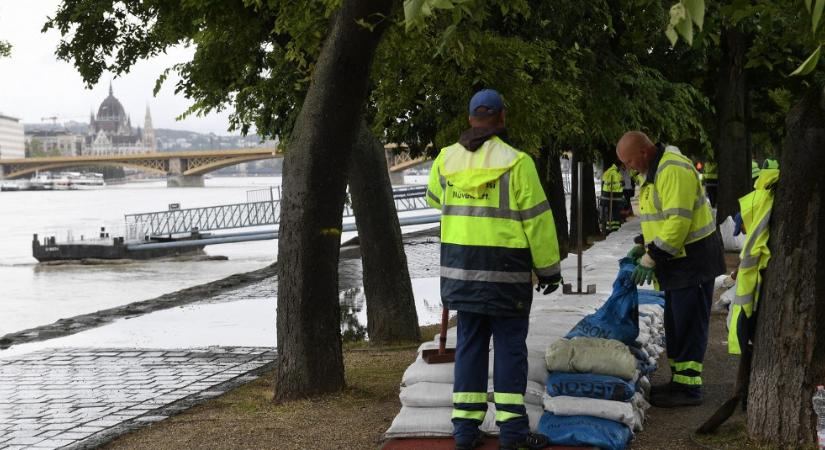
[439,307,449,354]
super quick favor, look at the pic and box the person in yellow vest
[751,160,761,186]
[617,131,725,408]
[728,168,779,356]
[427,89,560,450]
[762,158,779,170]
[702,160,718,208]
[600,162,625,234]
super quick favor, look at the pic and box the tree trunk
[274,0,394,402]
[569,148,600,246]
[747,86,825,445]
[714,26,751,224]
[348,122,421,344]
[536,145,569,259]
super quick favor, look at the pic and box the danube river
[0,177,288,335]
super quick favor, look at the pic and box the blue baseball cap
[469,89,504,116]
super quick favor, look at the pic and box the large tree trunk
[349,122,421,343]
[714,26,752,224]
[747,86,825,445]
[536,145,569,259]
[569,148,600,246]
[274,0,394,402]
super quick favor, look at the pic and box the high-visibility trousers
[663,280,713,392]
[452,311,529,446]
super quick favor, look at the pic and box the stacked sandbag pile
[385,224,666,441]
[537,259,665,450]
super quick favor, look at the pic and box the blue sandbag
[538,412,632,450]
[566,258,639,345]
[638,289,665,307]
[628,346,657,376]
[546,371,635,401]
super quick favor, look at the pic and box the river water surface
[0,177,287,335]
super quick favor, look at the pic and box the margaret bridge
[0,147,428,187]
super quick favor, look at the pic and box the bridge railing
[125,201,279,238]
[124,184,432,239]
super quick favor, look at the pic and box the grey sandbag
[545,337,637,380]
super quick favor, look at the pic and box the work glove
[733,212,744,236]
[626,244,645,261]
[536,275,562,295]
[632,253,656,286]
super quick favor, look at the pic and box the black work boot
[648,382,675,399]
[455,432,485,450]
[649,387,703,408]
[499,432,551,450]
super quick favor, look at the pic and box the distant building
[85,83,156,155]
[0,114,25,159]
[25,130,84,157]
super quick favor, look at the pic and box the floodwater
[0,177,285,335]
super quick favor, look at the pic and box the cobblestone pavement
[0,347,276,449]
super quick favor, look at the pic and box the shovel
[422,307,455,364]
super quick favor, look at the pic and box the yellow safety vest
[728,169,779,354]
[426,136,560,315]
[601,164,623,196]
[703,162,718,181]
[639,146,716,259]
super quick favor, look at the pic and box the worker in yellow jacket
[600,162,625,234]
[618,131,725,408]
[427,89,560,450]
[728,168,779,355]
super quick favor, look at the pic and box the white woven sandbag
[385,403,544,438]
[542,395,636,429]
[399,380,545,408]
[402,358,455,386]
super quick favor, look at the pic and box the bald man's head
[616,131,656,175]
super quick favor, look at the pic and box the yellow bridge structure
[0,146,429,187]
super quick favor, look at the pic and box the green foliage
[43,0,341,140]
[666,0,705,46]
[0,40,10,58]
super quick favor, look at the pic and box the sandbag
[542,395,636,430]
[402,358,455,386]
[565,259,639,345]
[385,403,544,438]
[719,215,745,251]
[546,372,635,402]
[399,381,545,408]
[545,337,638,380]
[537,412,633,450]
[638,289,665,307]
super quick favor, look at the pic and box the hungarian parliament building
[85,84,156,155]
[25,84,157,157]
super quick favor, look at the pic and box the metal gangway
[124,185,438,250]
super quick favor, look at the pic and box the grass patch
[691,418,817,450]
[103,344,419,450]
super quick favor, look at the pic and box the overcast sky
[0,1,236,135]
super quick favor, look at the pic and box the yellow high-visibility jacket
[426,135,560,316]
[728,168,779,354]
[639,146,716,259]
[703,162,718,182]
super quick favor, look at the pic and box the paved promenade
[0,348,275,449]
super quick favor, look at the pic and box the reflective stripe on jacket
[639,146,716,259]
[728,169,778,354]
[426,136,560,316]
